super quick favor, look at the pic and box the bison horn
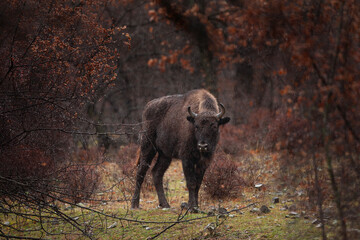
[216,103,225,120]
[188,106,198,118]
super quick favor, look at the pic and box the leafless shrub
[0,145,54,197]
[116,143,154,193]
[202,151,245,200]
[56,147,102,204]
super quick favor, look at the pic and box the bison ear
[187,116,195,123]
[218,117,230,125]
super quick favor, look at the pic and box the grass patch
[1,159,322,239]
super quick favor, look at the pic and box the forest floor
[2,158,325,239]
[89,160,323,239]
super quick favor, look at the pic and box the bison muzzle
[131,89,230,210]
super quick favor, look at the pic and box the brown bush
[59,164,100,203]
[116,143,155,192]
[116,143,139,178]
[219,124,244,155]
[57,147,102,203]
[265,112,313,152]
[202,151,245,200]
[219,108,272,155]
[0,145,53,195]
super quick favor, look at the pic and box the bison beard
[131,89,230,210]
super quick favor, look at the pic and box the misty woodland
[0,0,359,239]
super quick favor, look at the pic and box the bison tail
[135,148,141,167]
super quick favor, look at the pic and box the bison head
[187,104,230,154]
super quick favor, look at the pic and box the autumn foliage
[0,0,359,239]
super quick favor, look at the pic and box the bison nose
[197,142,208,152]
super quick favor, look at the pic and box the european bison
[131,89,230,210]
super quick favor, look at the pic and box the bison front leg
[181,160,198,210]
[152,154,172,208]
[194,166,207,207]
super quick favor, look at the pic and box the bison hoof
[159,203,171,209]
[131,201,140,209]
[180,202,188,209]
[189,207,200,213]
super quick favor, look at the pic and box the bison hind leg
[131,145,156,209]
[152,154,172,208]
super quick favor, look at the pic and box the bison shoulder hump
[143,95,182,120]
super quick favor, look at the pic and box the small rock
[323,208,334,218]
[63,204,73,211]
[272,197,280,204]
[312,219,320,225]
[145,226,151,230]
[204,223,216,233]
[207,210,215,216]
[77,203,86,208]
[250,208,260,213]
[288,204,297,211]
[4,221,10,226]
[296,190,305,196]
[162,208,170,211]
[107,222,117,229]
[229,214,234,218]
[180,202,188,209]
[260,205,270,214]
[230,207,238,212]
[285,212,300,219]
[49,203,59,211]
[255,183,263,189]
[208,206,217,211]
[316,223,323,228]
[280,205,288,211]
[218,207,228,215]
[190,207,200,213]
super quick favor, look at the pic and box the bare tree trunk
[323,103,347,240]
[312,154,327,240]
[155,0,218,96]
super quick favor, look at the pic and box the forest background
[0,0,359,239]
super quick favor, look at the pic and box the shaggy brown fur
[131,89,230,210]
